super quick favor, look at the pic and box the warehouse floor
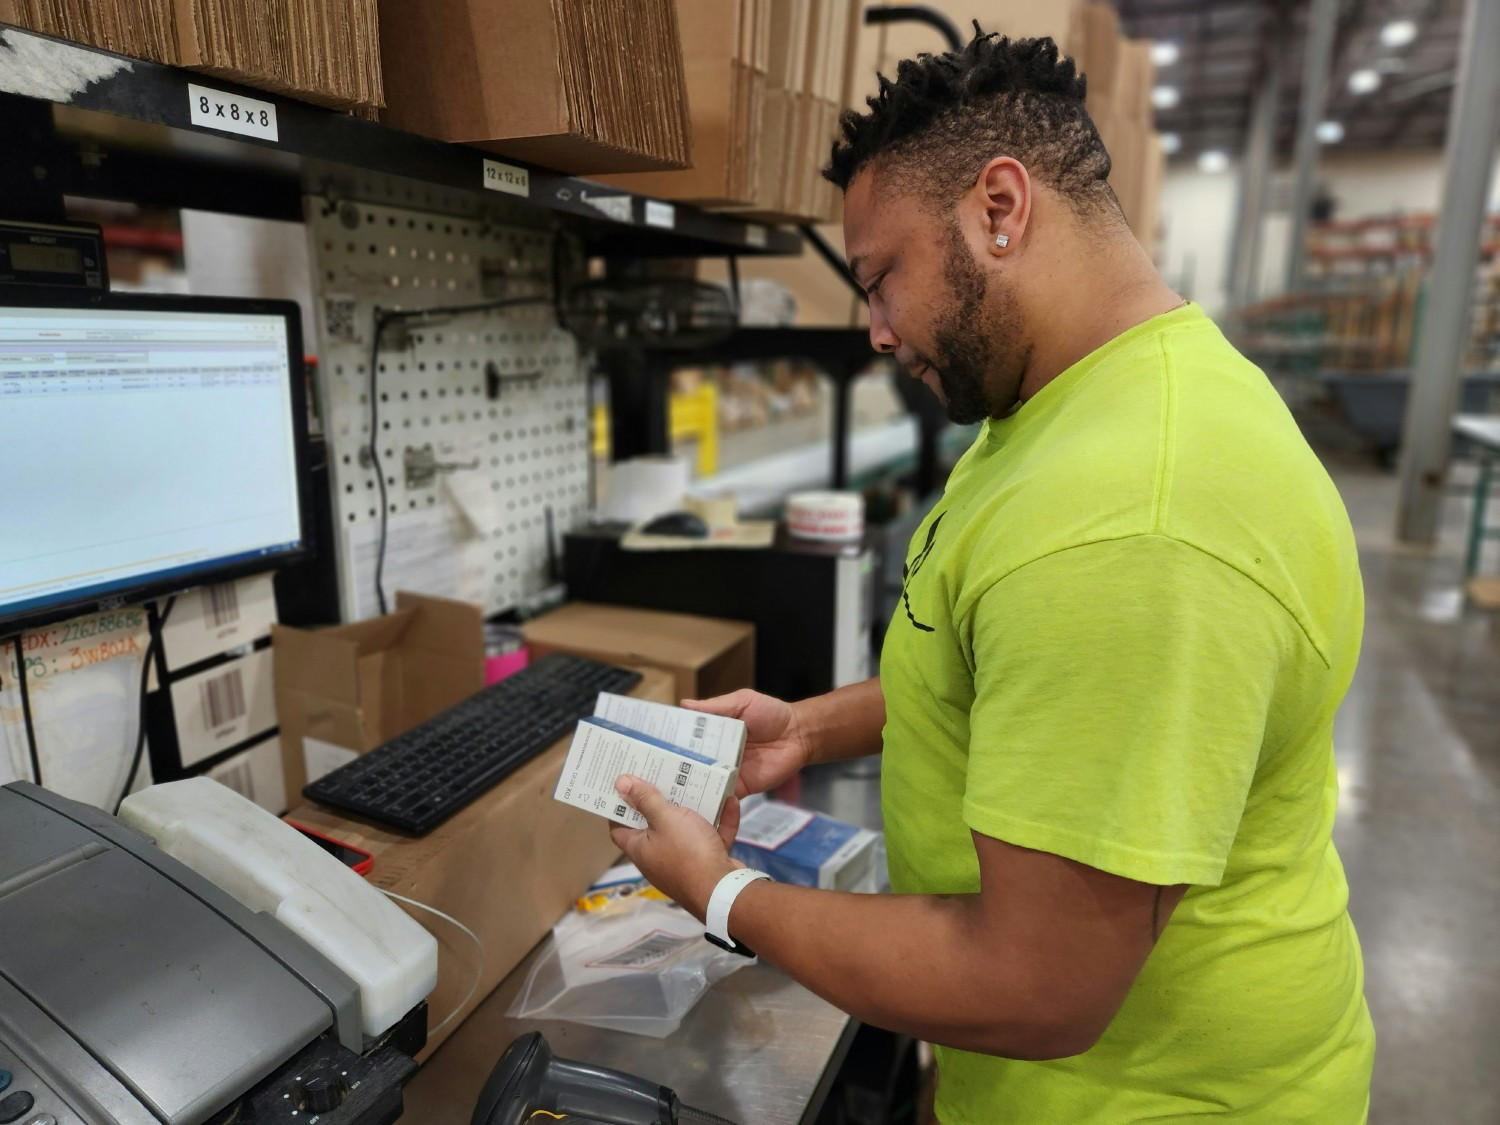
[1332,456,1500,1124]
[802,454,1500,1123]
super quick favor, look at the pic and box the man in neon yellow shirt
[606,30,1374,1122]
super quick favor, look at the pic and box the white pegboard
[305,197,591,621]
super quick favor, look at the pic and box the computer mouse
[642,510,710,538]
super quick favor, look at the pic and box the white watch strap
[706,868,771,951]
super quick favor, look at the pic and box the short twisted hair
[825,28,1116,216]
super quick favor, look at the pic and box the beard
[913,226,1028,425]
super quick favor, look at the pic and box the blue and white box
[553,694,744,829]
[732,799,882,892]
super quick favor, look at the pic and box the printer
[0,779,438,1125]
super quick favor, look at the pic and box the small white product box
[554,696,745,829]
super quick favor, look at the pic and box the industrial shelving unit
[0,22,885,621]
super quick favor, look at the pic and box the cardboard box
[272,591,485,806]
[7,0,383,112]
[160,573,278,673]
[285,665,675,1057]
[205,732,288,815]
[168,646,278,769]
[732,799,881,891]
[1076,2,1122,110]
[523,602,755,703]
[377,0,691,174]
[599,0,757,203]
[554,693,746,828]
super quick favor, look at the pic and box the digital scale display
[0,219,106,289]
[9,241,83,274]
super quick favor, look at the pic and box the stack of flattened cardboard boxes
[1077,2,1163,250]
[601,0,862,224]
[377,0,692,174]
[596,0,768,204]
[1,0,384,112]
[712,0,1167,327]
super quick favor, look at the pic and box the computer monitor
[0,292,311,636]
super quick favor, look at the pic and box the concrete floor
[1330,456,1500,1124]
[801,453,1500,1123]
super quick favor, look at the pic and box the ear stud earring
[995,234,1010,248]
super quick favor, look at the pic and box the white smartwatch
[704,867,772,957]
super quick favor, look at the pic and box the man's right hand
[681,689,811,797]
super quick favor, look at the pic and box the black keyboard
[303,652,642,834]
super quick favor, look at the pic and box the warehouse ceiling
[1115,0,1466,160]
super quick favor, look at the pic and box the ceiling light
[1151,41,1180,67]
[1379,19,1417,47]
[1160,132,1182,155]
[1151,85,1181,110]
[1198,150,1229,174]
[1348,68,1381,95]
[1316,120,1345,143]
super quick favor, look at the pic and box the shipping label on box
[161,574,278,672]
[555,718,737,829]
[169,647,277,768]
[205,733,287,814]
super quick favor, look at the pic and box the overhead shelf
[0,23,803,258]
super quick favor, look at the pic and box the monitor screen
[0,296,309,634]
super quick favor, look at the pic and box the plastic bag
[507,895,747,1038]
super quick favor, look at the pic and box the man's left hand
[609,776,742,920]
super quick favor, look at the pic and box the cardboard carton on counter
[273,589,681,1055]
[523,602,755,704]
[272,591,486,805]
[284,664,676,1058]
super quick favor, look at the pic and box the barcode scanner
[470,1032,737,1125]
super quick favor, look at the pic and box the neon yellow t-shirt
[880,303,1374,1122]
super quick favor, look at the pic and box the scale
[0,218,108,289]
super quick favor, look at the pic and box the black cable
[369,311,394,616]
[10,636,42,785]
[366,293,561,618]
[114,596,175,815]
[727,254,742,316]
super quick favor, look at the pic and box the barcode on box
[215,760,257,803]
[205,582,240,628]
[200,667,247,729]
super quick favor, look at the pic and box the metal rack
[0,24,799,258]
[0,22,835,621]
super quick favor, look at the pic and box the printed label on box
[737,801,816,850]
[161,573,277,672]
[206,734,286,814]
[169,648,276,768]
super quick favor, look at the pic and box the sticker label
[580,191,634,223]
[645,200,675,229]
[745,223,769,248]
[188,83,278,142]
[737,802,816,850]
[483,159,531,198]
[588,929,695,970]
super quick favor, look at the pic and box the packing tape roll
[785,491,864,542]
